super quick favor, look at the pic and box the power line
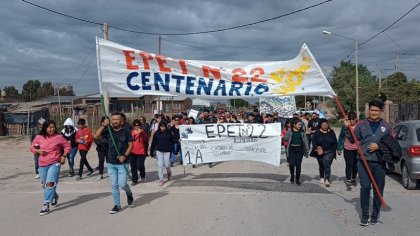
[22,0,334,36]
[359,1,420,47]
[21,0,102,26]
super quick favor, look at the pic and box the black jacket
[151,130,174,153]
[377,134,402,163]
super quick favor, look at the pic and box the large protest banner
[179,123,282,166]
[96,38,336,98]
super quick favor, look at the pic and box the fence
[389,102,420,123]
[6,123,28,136]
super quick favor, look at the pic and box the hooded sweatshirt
[61,118,78,148]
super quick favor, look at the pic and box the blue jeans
[170,143,182,163]
[67,147,78,172]
[34,154,39,174]
[358,160,385,218]
[108,163,132,206]
[38,163,61,203]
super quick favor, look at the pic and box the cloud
[1,0,420,95]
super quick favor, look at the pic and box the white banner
[96,38,335,98]
[179,123,282,166]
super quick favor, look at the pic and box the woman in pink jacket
[31,120,71,216]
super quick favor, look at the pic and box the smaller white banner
[188,109,199,119]
[180,123,282,166]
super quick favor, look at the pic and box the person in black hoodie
[94,116,109,180]
[311,119,337,187]
[170,116,181,167]
[151,121,174,186]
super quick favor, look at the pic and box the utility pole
[102,23,110,115]
[395,50,400,71]
[157,35,162,114]
[377,64,382,89]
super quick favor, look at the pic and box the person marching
[283,118,309,185]
[151,121,174,186]
[61,118,78,177]
[30,120,70,215]
[75,119,94,180]
[30,117,45,179]
[337,111,359,189]
[311,119,337,187]
[170,116,182,166]
[94,113,134,214]
[344,99,395,226]
[130,119,149,185]
[94,116,109,180]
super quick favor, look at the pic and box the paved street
[0,136,419,236]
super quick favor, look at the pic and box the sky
[1,0,420,96]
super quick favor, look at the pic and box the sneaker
[87,171,94,176]
[109,205,121,214]
[370,215,378,225]
[290,176,294,183]
[97,175,103,180]
[167,171,172,181]
[67,171,74,177]
[127,194,134,206]
[320,178,325,184]
[351,179,357,187]
[296,180,301,186]
[140,178,146,183]
[51,194,59,207]
[39,204,50,216]
[360,216,369,226]
[131,182,138,186]
[76,176,82,181]
[34,174,40,179]
[159,180,164,186]
[325,180,331,187]
[346,180,352,189]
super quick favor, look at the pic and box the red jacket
[75,127,93,151]
[131,129,148,155]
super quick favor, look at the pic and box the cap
[37,118,46,125]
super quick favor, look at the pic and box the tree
[381,72,418,103]
[330,60,378,113]
[41,82,55,97]
[230,99,249,108]
[2,86,20,99]
[58,86,75,96]
[21,80,42,102]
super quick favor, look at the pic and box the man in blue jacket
[345,99,394,226]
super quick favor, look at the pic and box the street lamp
[322,30,359,119]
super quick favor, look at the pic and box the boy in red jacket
[75,119,94,180]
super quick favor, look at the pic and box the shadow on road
[0,172,32,181]
[168,172,333,194]
[131,191,169,208]
[54,192,111,212]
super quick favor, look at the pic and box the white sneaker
[320,178,324,184]
[325,180,331,187]
[35,174,40,179]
